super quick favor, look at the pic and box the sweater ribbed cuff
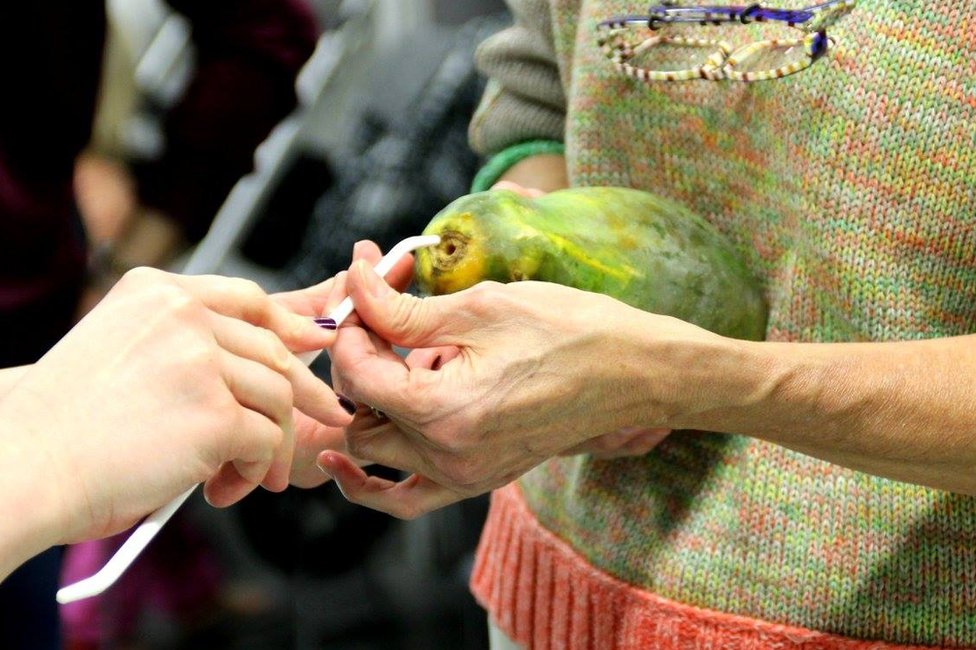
[471,140,565,193]
[471,484,937,650]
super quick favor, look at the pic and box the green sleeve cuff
[470,140,565,193]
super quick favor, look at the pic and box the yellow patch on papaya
[540,231,640,283]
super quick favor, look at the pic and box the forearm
[669,334,976,494]
[0,366,30,398]
[496,153,569,192]
[0,413,64,582]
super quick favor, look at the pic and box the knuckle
[260,328,293,375]
[386,295,429,338]
[462,282,503,316]
[153,284,198,319]
[117,265,165,288]
[184,339,222,374]
[242,415,282,454]
[231,278,272,318]
[266,422,286,450]
[268,375,295,416]
[234,277,266,302]
[197,387,239,431]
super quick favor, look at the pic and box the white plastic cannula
[56,235,441,604]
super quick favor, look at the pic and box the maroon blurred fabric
[0,0,316,366]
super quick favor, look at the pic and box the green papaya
[414,187,767,341]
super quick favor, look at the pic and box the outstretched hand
[0,267,354,558]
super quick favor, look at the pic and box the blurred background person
[0,1,316,647]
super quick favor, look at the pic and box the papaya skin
[414,187,767,341]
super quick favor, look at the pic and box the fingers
[272,240,383,318]
[272,240,413,319]
[210,312,354,500]
[353,240,416,294]
[344,260,476,350]
[217,350,295,492]
[341,417,433,479]
[491,180,546,198]
[290,420,352,488]
[271,276,339,319]
[165,271,335,353]
[211,313,354,429]
[317,451,463,519]
[205,463,258,508]
[331,322,418,414]
[203,405,290,507]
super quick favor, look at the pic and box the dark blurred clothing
[0,2,316,647]
[283,16,505,292]
[0,0,317,366]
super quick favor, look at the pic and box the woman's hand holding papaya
[322,262,721,519]
[487,180,674,459]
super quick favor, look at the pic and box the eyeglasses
[596,1,857,82]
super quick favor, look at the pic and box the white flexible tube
[56,235,440,604]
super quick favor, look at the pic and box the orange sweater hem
[470,483,953,650]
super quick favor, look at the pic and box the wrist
[472,141,567,192]
[658,334,784,432]
[0,411,69,580]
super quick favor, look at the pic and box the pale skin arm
[0,267,355,581]
[0,241,412,577]
[319,252,976,519]
[0,366,29,397]
[0,420,62,582]
[493,152,570,193]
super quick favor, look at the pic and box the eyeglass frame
[596,0,857,82]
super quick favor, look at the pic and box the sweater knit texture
[468,1,976,648]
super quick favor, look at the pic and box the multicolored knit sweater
[467,1,976,648]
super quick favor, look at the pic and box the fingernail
[317,451,337,475]
[337,394,357,415]
[317,462,333,479]
[314,317,337,330]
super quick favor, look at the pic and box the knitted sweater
[467,1,976,648]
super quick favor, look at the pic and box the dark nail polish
[337,394,357,415]
[315,317,337,330]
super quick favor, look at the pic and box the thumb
[346,259,472,349]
